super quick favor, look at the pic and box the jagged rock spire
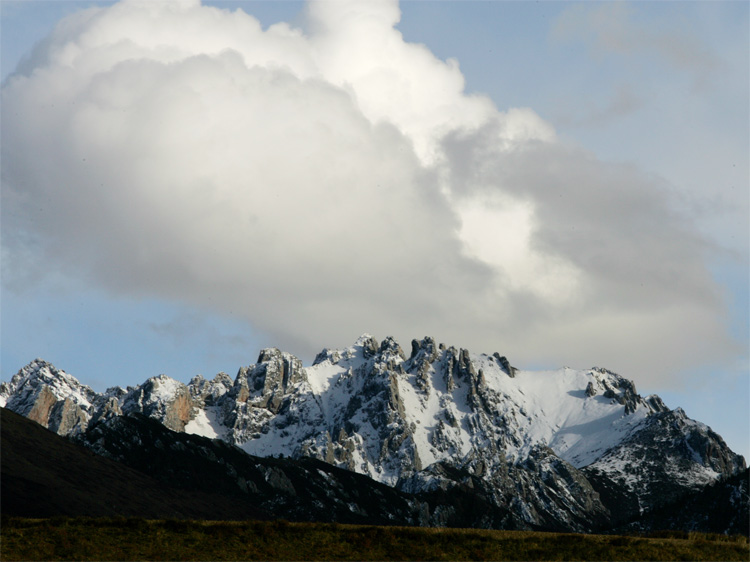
[1,335,745,532]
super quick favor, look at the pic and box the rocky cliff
[2,335,745,532]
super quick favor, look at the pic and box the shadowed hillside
[1,407,427,525]
[1,407,269,520]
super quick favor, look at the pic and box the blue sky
[1,0,747,460]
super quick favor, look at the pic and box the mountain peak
[11,358,71,386]
[2,335,745,533]
[354,332,377,346]
[0,359,96,434]
[1,358,94,405]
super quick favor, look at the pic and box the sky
[1,0,747,460]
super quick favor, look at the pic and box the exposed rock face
[0,359,98,435]
[49,397,90,435]
[493,353,518,377]
[583,367,650,416]
[73,412,428,526]
[582,407,746,525]
[400,444,611,532]
[90,396,122,425]
[120,375,197,432]
[619,468,750,536]
[0,361,200,435]
[188,372,233,406]
[27,386,58,427]
[2,336,745,533]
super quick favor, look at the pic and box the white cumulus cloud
[1,0,740,385]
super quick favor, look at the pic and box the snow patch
[184,406,221,439]
[147,376,184,402]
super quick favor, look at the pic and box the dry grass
[2,517,748,561]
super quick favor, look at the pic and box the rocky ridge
[1,335,745,532]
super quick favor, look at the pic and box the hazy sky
[1,0,747,460]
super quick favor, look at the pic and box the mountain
[1,335,746,533]
[1,406,434,525]
[618,467,750,536]
[0,407,268,520]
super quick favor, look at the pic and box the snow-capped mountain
[1,334,745,532]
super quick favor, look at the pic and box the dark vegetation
[0,407,269,520]
[2,405,748,561]
[1,407,426,525]
[71,411,426,524]
[617,467,750,536]
[2,517,748,561]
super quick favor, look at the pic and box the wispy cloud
[553,2,720,83]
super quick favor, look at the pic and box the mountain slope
[583,407,744,525]
[0,407,269,520]
[2,334,745,532]
[73,411,428,526]
[621,468,750,536]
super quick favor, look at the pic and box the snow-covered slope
[214,335,669,485]
[2,335,745,531]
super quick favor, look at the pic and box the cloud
[552,85,642,129]
[442,125,737,376]
[552,2,720,82]
[548,1,748,260]
[1,0,740,384]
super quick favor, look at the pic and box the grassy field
[2,517,748,561]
